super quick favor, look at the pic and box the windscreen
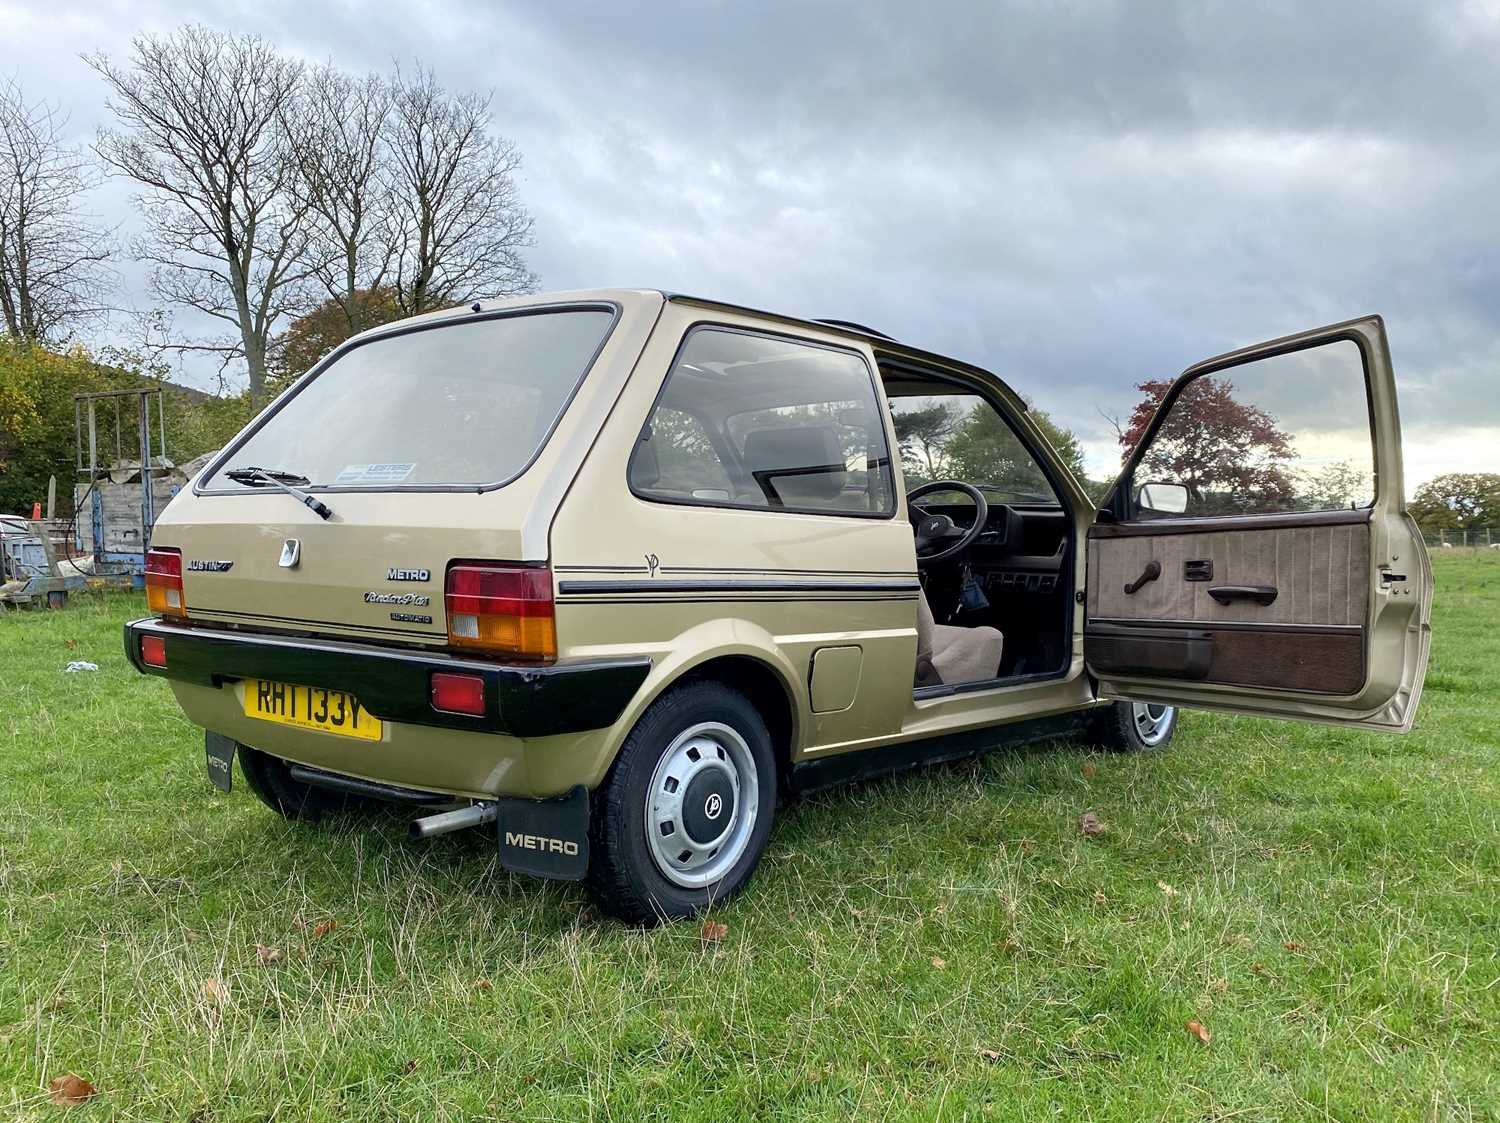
[204,308,615,490]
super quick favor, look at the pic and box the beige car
[126,290,1432,922]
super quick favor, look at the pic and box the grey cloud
[5,0,1498,485]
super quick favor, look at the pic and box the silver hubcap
[644,721,759,889]
[1132,702,1175,747]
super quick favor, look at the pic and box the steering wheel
[907,480,989,567]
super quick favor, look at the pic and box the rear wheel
[1088,701,1178,752]
[238,745,366,822]
[587,681,777,924]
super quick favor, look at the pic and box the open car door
[1085,315,1431,731]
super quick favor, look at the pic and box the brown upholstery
[916,590,1004,685]
[1088,522,1369,625]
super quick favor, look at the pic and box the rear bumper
[123,617,650,739]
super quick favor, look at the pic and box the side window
[888,391,1059,504]
[629,327,895,515]
[1126,339,1375,519]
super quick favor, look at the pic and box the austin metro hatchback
[125,290,1431,922]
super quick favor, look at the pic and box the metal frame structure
[73,387,169,572]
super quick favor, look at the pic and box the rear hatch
[163,304,618,647]
[167,492,529,646]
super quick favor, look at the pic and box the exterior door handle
[1123,560,1161,595]
[1208,584,1278,606]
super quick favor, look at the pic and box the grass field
[1,554,1496,1121]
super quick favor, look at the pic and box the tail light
[145,547,186,617]
[445,563,556,660]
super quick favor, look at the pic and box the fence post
[1440,528,1446,547]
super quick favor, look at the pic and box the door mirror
[1137,481,1189,514]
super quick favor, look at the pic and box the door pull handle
[1207,584,1278,606]
[1123,560,1161,595]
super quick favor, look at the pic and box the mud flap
[205,731,236,793]
[496,784,590,881]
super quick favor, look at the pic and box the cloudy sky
[5,0,1498,490]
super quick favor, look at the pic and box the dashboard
[913,501,1070,595]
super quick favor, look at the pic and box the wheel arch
[588,623,807,793]
[677,653,797,790]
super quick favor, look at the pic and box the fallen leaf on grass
[1078,812,1106,837]
[474,978,493,991]
[202,978,228,1004]
[1185,1019,1210,1045]
[930,956,947,969]
[311,919,338,940]
[978,1048,1002,1062]
[401,1060,418,1074]
[1158,881,1178,897]
[700,920,728,944]
[254,944,283,964]
[49,1073,97,1105]
[1250,962,1265,974]
[1284,941,1304,952]
[1081,763,1097,780]
[64,639,77,650]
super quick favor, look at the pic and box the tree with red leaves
[1121,376,1297,515]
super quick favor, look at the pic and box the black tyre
[587,680,777,924]
[238,745,365,822]
[1088,701,1178,752]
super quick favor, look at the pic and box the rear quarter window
[628,327,895,516]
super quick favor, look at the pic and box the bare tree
[0,77,113,343]
[88,26,313,407]
[386,65,536,315]
[287,65,397,337]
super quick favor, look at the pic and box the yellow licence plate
[243,679,383,741]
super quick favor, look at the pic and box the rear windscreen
[203,308,616,490]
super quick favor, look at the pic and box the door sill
[914,666,1068,700]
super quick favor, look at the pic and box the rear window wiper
[222,465,334,520]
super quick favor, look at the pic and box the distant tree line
[893,398,1094,500]
[1408,473,1500,531]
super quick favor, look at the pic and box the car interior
[880,363,1076,692]
[628,328,1077,693]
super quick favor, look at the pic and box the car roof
[335,287,1031,416]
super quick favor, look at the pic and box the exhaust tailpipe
[409,801,497,841]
